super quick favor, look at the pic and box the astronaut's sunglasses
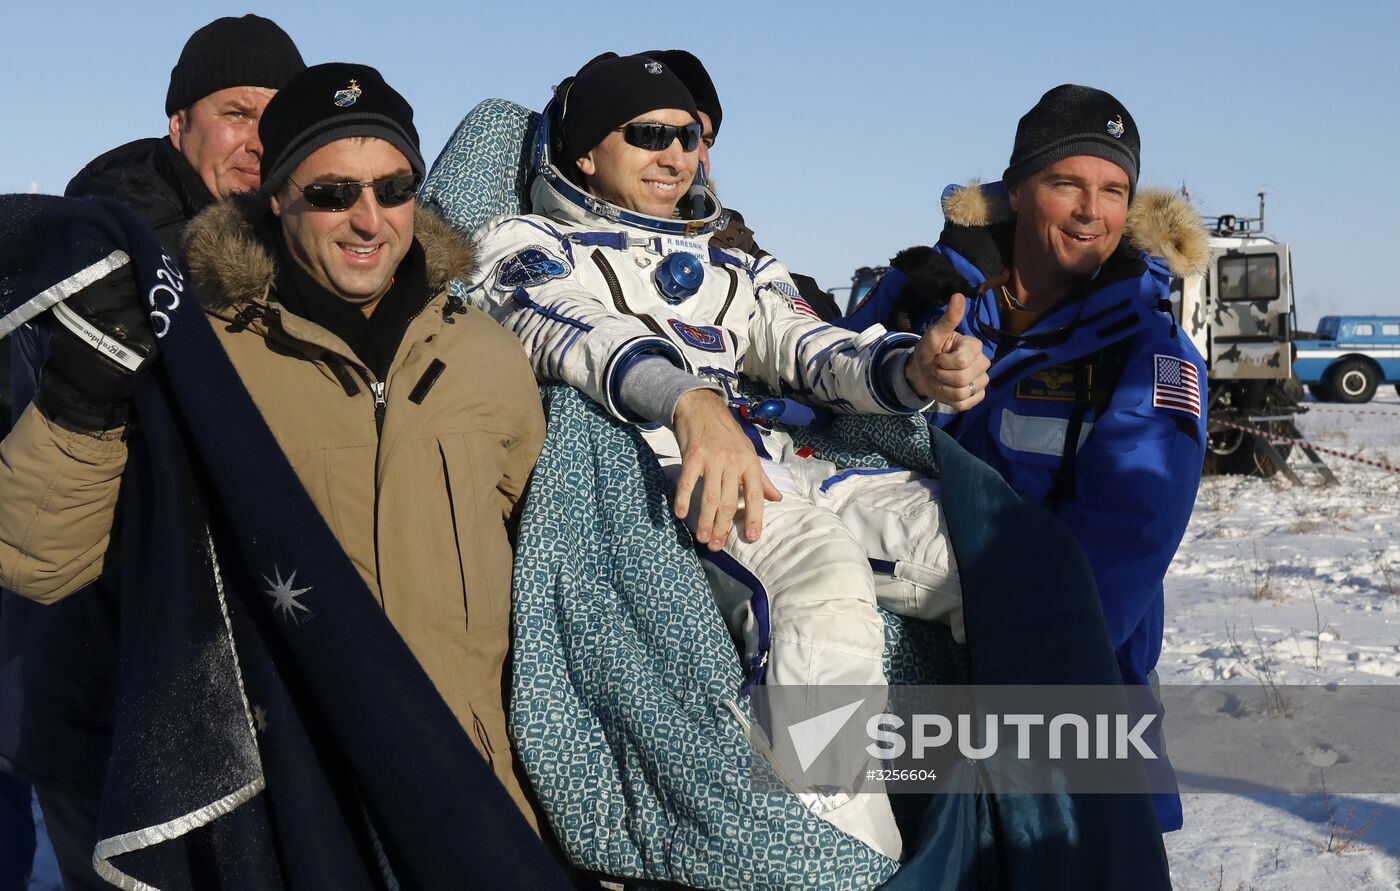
[288,173,421,211]
[616,121,703,153]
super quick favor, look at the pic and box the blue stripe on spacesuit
[818,467,903,493]
[802,340,847,381]
[511,287,595,332]
[517,218,576,263]
[748,256,778,281]
[708,247,744,268]
[694,548,772,694]
[549,327,586,380]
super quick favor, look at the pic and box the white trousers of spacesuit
[658,430,963,861]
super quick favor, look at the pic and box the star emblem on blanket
[262,565,313,625]
[252,705,268,734]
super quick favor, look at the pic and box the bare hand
[671,389,783,550]
[905,293,990,411]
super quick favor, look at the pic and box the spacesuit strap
[1048,339,1134,509]
[1048,358,1093,509]
[568,231,628,250]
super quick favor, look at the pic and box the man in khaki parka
[0,63,545,826]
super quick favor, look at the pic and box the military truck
[1167,193,1312,476]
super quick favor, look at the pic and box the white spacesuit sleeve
[465,216,686,421]
[742,253,921,414]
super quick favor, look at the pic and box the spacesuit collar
[531,159,725,237]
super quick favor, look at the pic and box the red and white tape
[1301,404,1400,418]
[1215,418,1400,474]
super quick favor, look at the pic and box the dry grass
[1321,774,1379,856]
[1371,544,1398,597]
[1248,544,1286,602]
[1225,620,1291,717]
[1204,482,1226,514]
[1290,516,1324,534]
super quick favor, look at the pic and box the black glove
[888,245,971,334]
[36,264,157,432]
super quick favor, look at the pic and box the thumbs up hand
[904,293,991,411]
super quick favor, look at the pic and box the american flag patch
[1152,354,1201,417]
[770,279,819,319]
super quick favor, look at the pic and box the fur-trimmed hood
[181,193,478,312]
[940,180,1211,279]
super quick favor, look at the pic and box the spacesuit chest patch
[667,319,726,352]
[493,246,571,291]
[1015,364,1090,402]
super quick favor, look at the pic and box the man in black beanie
[844,84,1209,835]
[0,16,303,889]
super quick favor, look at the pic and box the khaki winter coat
[0,199,546,824]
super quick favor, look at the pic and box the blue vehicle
[1294,316,1400,403]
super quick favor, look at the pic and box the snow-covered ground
[16,393,1400,890]
[1164,390,1400,890]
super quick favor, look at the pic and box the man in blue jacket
[845,84,1210,831]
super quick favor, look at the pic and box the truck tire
[1308,382,1334,401]
[1326,359,1378,403]
[1206,422,1291,478]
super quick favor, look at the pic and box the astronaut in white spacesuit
[465,52,990,859]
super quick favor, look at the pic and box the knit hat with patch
[258,63,424,194]
[646,50,721,139]
[1003,84,1140,197]
[165,15,304,117]
[560,53,699,163]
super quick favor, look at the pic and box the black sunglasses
[288,173,421,211]
[616,121,702,153]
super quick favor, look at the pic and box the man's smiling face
[575,107,699,218]
[1009,155,1130,279]
[270,136,414,310]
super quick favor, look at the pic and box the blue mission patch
[494,246,570,291]
[667,319,726,352]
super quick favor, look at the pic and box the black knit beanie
[646,50,721,138]
[561,54,699,163]
[165,15,304,117]
[258,63,425,194]
[1003,84,1140,196]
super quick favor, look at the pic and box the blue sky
[2,1,1396,326]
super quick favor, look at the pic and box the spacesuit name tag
[660,235,705,258]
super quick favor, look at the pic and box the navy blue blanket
[0,195,571,889]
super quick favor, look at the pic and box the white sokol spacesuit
[465,138,962,860]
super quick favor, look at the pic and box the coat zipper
[371,380,387,434]
[260,294,436,614]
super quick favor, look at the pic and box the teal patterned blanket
[510,386,967,889]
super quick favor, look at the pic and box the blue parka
[846,182,1211,831]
